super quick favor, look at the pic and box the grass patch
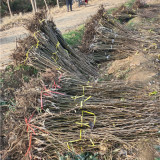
[107,7,117,14]
[124,0,136,8]
[63,25,84,47]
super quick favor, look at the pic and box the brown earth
[107,53,157,82]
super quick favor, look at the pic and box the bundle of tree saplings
[2,76,159,159]
[16,12,98,81]
[112,4,137,23]
[112,0,148,23]
[81,6,146,63]
[92,14,145,62]
[2,8,160,160]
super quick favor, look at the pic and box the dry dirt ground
[0,0,128,70]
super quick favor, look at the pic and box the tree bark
[7,0,13,17]
[57,0,60,8]
[34,0,38,12]
[43,0,49,12]
[30,0,35,13]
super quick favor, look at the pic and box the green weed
[63,25,84,47]
[107,7,116,14]
[124,0,136,8]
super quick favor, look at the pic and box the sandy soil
[107,53,157,82]
[0,0,128,70]
[0,27,28,69]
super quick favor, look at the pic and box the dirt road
[0,0,127,69]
